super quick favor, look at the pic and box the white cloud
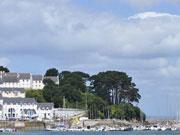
[0,1,179,75]
[1,0,180,115]
[128,12,178,19]
[160,58,180,78]
[0,58,10,66]
[99,0,180,9]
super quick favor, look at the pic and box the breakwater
[0,121,45,131]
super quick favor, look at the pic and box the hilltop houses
[0,71,59,90]
[0,87,54,121]
[0,71,84,122]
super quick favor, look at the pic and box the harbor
[0,119,180,132]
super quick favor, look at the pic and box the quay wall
[0,121,46,131]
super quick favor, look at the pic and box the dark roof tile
[3,98,36,104]
[19,73,31,80]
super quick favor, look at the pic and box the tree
[109,103,145,121]
[61,84,82,103]
[45,68,59,76]
[26,90,45,102]
[90,71,141,105]
[42,79,59,102]
[0,66,9,73]
[79,93,107,119]
[59,71,90,92]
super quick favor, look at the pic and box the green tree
[109,103,145,121]
[61,84,82,103]
[79,93,107,119]
[42,79,58,102]
[90,71,141,105]
[110,104,125,119]
[0,66,9,72]
[45,68,59,76]
[26,90,45,102]
[59,71,90,92]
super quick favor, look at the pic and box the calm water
[1,131,180,135]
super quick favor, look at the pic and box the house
[3,97,37,120]
[37,103,54,121]
[19,73,32,89]
[0,87,25,98]
[0,72,59,90]
[0,87,54,121]
[44,76,59,85]
[32,75,44,90]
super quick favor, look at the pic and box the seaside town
[1,0,180,135]
[0,66,179,133]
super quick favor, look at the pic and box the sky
[1,0,180,117]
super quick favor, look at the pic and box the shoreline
[0,119,178,131]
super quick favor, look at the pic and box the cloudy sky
[1,0,180,117]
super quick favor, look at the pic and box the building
[37,103,54,121]
[0,88,25,98]
[32,75,44,90]
[44,76,59,85]
[0,87,54,121]
[0,71,59,90]
[54,108,85,118]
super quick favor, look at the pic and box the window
[8,108,15,119]
[14,91,18,96]
[27,110,34,118]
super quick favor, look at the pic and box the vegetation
[26,68,146,121]
[91,71,141,104]
[0,66,9,72]
[45,68,59,76]
[26,90,45,102]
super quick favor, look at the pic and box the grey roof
[32,75,43,81]
[19,73,31,80]
[44,76,59,84]
[23,109,36,114]
[0,88,25,93]
[2,76,19,83]
[0,78,3,84]
[3,98,36,104]
[0,105,2,110]
[0,93,2,99]
[37,103,54,109]
[3,73,18,77]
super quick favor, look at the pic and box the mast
[63,96,66,125]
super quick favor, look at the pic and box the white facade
[0,87,54,121]
[37,103,54,121]
[32,75,44,90]
[3,99,37,120]
[0,72,59,90]
[54,108,85,118]
[0,88,25,98]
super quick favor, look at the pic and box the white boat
[0,128,16,132]
[46,124,67,131]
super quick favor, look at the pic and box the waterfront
[1,130,180,135]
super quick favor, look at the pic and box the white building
[37,103,54,121]
[54,108,85,118]
[0,87,54,121]
[0,72,59,90]
[0,88,25,98]
[32,75,44,90]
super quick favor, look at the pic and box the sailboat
[46,96,67,131]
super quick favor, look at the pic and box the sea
[1,130,180,135]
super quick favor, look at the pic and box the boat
[0,128,16,132]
